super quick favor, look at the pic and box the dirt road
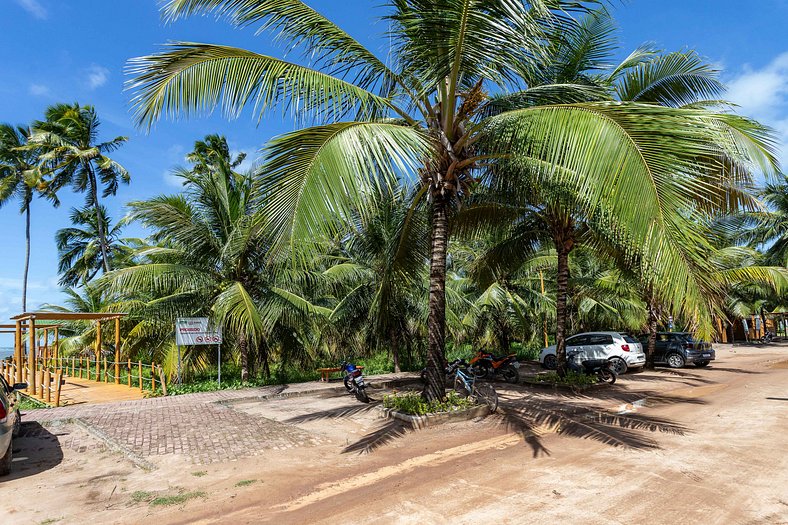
[3,344,788,524]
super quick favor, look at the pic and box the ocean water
[0,347,13,360]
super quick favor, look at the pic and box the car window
[621,334,638,344]
[658,334,670,342]
[567,335,589,346]
[588,334,614,345]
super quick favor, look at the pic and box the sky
[0,0,787,346]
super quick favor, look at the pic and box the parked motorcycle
[469,350,520,384]
[760,331,775,344]
[340,362,370,403]
[567,350,617,384]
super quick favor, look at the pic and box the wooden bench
[316,366,364,382]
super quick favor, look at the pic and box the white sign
[176,317,222,345]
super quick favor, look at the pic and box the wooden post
[103,357,108,382]
[45,369,51,403]
[138,360,143,391]
[54,326,59,367]
[29,317,37,394]
[54,371,62,407]
[128,359,132,387]
[114,317,120,384]
[151,362,156,392]
[95,320,102,382]
[14,321,22,384]
[159,366,167,396]
[43,328,49,368]
[37,370,44,398]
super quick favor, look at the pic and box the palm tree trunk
[239,332,249,382]
[391,329,400,374]
[646,299,659,369]
[89,169,111,273]
[22,204,30,312]
[555,240,571,372]
[422,192,448,402]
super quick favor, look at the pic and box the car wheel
[694,360,710,368]
[0,438,12,476]
[608,357,628,375]
[543,355,557,370]
[667,353,686,368]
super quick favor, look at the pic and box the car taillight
[684,342,694,349]
[621,344,630,352]
[0,403,6,422]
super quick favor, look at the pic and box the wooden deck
[54,375,146,406]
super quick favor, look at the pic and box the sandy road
[168,345,788,525]
[2,344,788,525]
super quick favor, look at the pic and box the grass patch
[17,393,48,410]
[39,519,62,525]
[131,490,153,503]
[191,471,207,477]
[235,479,257,487]
[150,491,207,507]
[383,390,477,416]
[531,371,599,387]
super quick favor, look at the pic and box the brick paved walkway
[22,372,418,465]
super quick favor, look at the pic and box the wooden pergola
[9,312,127,393]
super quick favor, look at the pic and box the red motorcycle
[469,350,520,383]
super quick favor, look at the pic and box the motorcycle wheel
[343,375,353,392]
[502,364,519,384]
[355,387,370,403]
[472,364,491,379]
[598,368,616,384]
[472,382,498,413]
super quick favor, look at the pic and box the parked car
[636,332,715,368]
[0,375,26,476]
[540,332,646,374]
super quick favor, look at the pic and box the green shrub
[383,390,477,415]
[532,370,598,386]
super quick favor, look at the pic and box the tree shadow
[5,422,64,481]
[699,367,761,375]
[342,418,415,455]
[284,402,380,424]
[493,392,689,454]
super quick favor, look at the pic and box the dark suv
[636,332,715,369]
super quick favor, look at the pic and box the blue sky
[0,0,787,344]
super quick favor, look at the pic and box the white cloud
[727,52,788,171]
[86,65,110,89]
[28,83,49,96]
[14,0,47,20]
[163,170,184,188]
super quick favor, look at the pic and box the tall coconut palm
[30,104,130,274]
[102,135,327,381]
[55,205,133,287]
[325,187,429,372]
[128,0,777,400]
[0,124,52,312]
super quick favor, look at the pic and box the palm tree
[0,124,52,312]
[31,103,130,274]
[55,205,133,287]
[128,1,776,400]
[102,135,327,381]
[325,187,429,372]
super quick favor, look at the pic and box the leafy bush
[383,390,477,415]
[531,371,598,386]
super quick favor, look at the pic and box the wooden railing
[0,356,167,407]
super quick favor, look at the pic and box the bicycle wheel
[473,382,498,413]
[453,375,471,398]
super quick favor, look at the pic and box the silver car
[0,375,25,476]
[540,331,646,375]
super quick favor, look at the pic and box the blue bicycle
[447,359,498,412]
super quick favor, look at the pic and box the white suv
[540,331,646,375]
